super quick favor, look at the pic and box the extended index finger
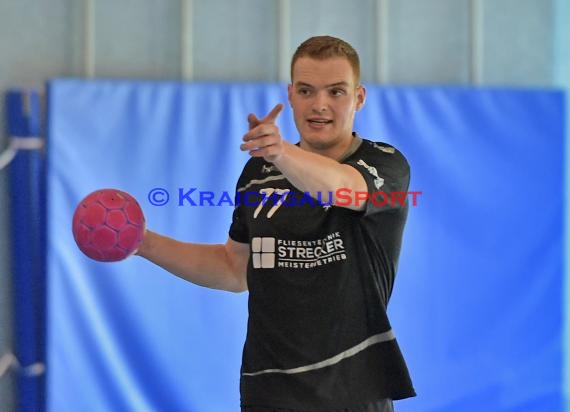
[260,103,284,124]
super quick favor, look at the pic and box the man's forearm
[273,142,367,210]
[137,231,248,293]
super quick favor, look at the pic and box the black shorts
[241,399,394,412]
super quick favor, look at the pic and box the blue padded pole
[554,0,570,409]
[6,89,46,412]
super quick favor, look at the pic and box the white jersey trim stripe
[237,175,286,192]
[241,329,395,377]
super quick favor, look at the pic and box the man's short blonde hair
[290,36,361,84]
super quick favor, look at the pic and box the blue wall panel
[47,81,565,411]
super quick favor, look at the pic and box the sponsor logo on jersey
[261,164,279,174]
[251,232,347,269]
[251,237,276,268]
[356,159,384,190]
[371,142,396,154]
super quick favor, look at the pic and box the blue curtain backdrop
[46,80,565,412]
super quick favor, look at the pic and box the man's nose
[311,92,328,113]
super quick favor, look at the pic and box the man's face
[288,57,365,156]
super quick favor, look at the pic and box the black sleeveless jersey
[229,136,416,410]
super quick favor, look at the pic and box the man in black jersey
[137,36,415,411]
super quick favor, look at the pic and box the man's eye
[298,88,311,96]
[331,89,345,96]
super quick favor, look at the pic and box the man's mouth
[307,118,333,126]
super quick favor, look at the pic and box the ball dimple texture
[118,225,139,249]
[125,200,144,224]
[99,191,126,210]
[107,209,127,230]
[91,226,118,251]
[82,203,106,229]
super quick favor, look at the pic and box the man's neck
[299,133,361,161]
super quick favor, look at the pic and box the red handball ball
[72,188,146,262]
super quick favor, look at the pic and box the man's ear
[355,85,366,111]
[287,83,293,106]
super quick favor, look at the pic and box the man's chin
[300,133,340,150]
